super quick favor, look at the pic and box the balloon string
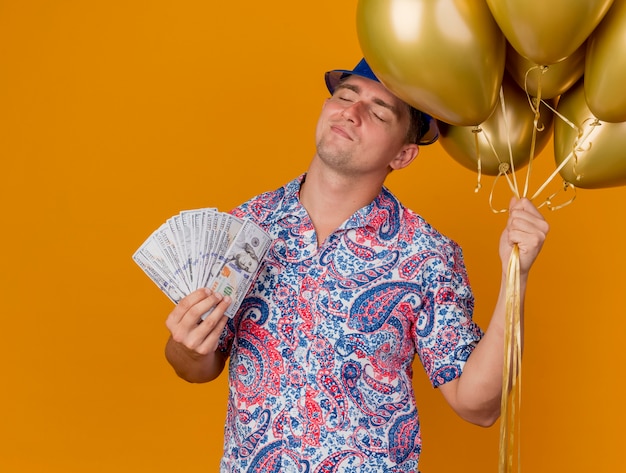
[488,168,516,214]
[472,127,519,212]
[530,150,575,200]
[539,99,577,129]
[473,126,483,193]
[475,125,519,202]
[499,245,522,473]
[497,86,520,197]
[521,65,547,199]
[530,117,600,201]
[536,181,577,211]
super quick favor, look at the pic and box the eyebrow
[335,82,401,118]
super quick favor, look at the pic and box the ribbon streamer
[499,245,522,473]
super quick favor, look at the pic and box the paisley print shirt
[219,175,483,472]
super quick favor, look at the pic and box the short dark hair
[406,106,428,145]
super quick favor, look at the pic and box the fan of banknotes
[133,208,271,318]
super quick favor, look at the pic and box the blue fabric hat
[324,58,439,146]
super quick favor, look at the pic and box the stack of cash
[133,208,272,318]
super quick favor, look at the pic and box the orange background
[1,1,625,472]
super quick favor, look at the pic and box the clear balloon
[585,0,626,123]
[439,74,554,176]
[486,0,614,65]
[555,80,626,189]
[506,42,585,99]
[357,0,505,126]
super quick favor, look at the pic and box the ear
[389,143,419,171]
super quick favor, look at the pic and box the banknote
[207,219,272,318]
[133,209,271,317]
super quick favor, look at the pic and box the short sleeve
[412,243,483,387]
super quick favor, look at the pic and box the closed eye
[334,90,357,103]
[373,111,386,122]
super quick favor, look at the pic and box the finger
[505,217,548,262]
[506,227,545,252]
[166,288,213,327]
[198,293,232,324]
[179,296,232,354]
[166,288,225,333]
[176,291,229,330]
[508,199,549,234]
[508,215,546,237]
[509,198,540,220]
[195,311,231,354]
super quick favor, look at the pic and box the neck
[300,158,385,245]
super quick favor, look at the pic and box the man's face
[236,252,257,273]
[315,75,414,177]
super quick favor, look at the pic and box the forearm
[165,335,227,383]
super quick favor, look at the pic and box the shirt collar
[343,185,401,234]
[259,174,308,227]
[274,174,402,237]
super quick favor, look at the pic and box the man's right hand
[164,288,231,382]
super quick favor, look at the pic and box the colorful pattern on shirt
[219,175,483,472]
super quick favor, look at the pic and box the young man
[164,59,549,471]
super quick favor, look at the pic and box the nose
[340,101,364,125]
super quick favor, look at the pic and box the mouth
[330,124,353,141]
